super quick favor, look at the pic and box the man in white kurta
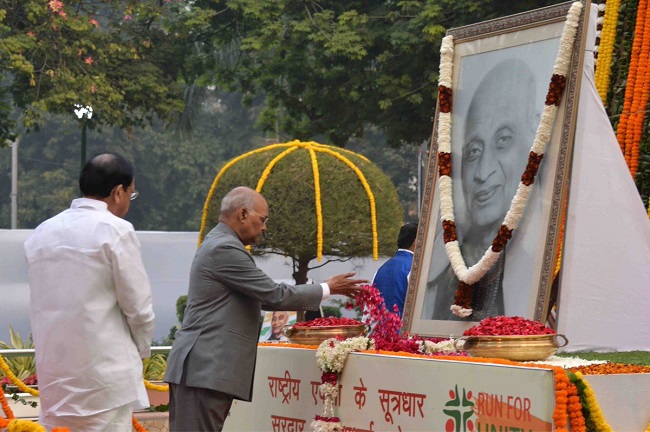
[24,152,155,431]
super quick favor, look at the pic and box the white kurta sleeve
[112,230,155,358]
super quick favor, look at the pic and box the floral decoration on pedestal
[312,336,374,432]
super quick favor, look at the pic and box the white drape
[556,4,650,352]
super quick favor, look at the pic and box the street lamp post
[10,138,19,229]
[74,104,93,170]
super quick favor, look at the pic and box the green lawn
[557,351,650,366]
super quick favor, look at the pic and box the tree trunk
[292,255,311,285]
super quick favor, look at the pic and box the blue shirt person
[372,223,418,316]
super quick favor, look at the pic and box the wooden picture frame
[403,1,589,337]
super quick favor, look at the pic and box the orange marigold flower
[132,416,147,432]
[84,56,94,65]
[568,363,650,375]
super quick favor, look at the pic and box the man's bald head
[218,186,269,246]
[220,186,259,218]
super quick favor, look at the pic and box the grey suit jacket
[164,223,323,401]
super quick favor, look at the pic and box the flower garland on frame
[436,2,584,317]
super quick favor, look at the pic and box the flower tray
[453,334,568,362]
[281,324,369,346]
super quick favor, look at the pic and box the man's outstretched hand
[326,272,369,297]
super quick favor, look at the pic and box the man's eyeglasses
[247,208,268,224]
[124,185,138,201]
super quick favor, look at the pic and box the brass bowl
[454,334,568,362]
[281,324,369,346]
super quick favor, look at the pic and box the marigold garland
[144,379,169,392]
[554,190,569,277]
[0,355,38,397]
[1,390,71,431]
[571,371,613,432]
[436,2,583,316]
[626,0,650,178]
[199,142,288,243]
[568,362,650,374]
[252,146,301,255]
[594,0,622,102]
[315,146,379,260]
[1,354,151,431]
[366,350,577,430]
[552,368,570,431]
[132,415,148,432]
[0,418,46,431]
[308,147,324,261]
[258,343,634,431]
[1,387,14,420]
[198,140,378,260]
[567,381,587,432]
[615,0,650,178]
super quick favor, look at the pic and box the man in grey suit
[164,186,367,431]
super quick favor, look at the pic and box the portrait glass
[403,2,587,337]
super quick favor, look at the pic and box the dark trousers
[169,382,234,432]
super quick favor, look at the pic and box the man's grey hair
[220,186,257,216]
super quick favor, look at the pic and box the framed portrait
[259,310,298,342]
[403,1,589,337]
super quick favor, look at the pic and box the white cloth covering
[24,198,155,418]
[40,401,135,432]
[556,4,650,352]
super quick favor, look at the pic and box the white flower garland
[437,2,583,317]
[311,418,343,432]
[419,338,459,355]
[312,337,374,432]
[315,336,374,373]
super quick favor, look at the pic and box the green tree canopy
[172,0,566,147]
[0,0,186,143]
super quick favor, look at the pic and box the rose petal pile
[463,316,556,336]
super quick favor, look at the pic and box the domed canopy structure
[200,140,403,283]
